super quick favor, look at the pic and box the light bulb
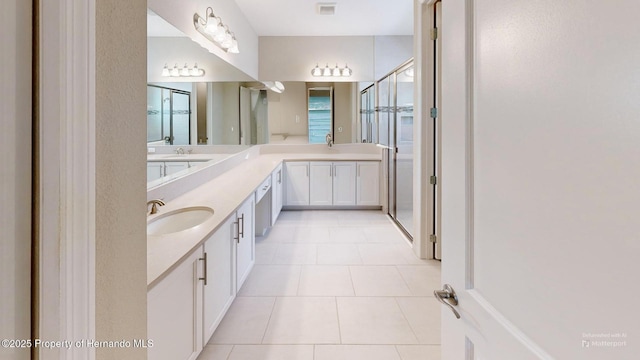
[229,38,239,54]
[161,64,170,77]
[221,33,233,48]
[341,65,352,77]
[180,63,190,76]
[213,26,227,42]
[190,64,200,76]
[311,64,322,76]
[170,64,180,77]
[332,63,341,77]
[322,64,331,77]
[204,15,220,36]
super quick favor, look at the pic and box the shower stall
[147,84,191,145]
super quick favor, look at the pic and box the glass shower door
[171,91,190,145]
[394,64,415,236]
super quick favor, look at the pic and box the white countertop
[147,153,381,288]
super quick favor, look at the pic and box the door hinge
[429,234,438,243]
[430,175,437,185]
[430,107,438,118]
[430,27,438,40]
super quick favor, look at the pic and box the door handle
[198,252,208,285]
[434,284,460,319]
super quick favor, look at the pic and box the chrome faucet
[175,147,185,155]
[147,199,166,215]
[325,133,334,148]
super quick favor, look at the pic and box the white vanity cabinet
[309,162,357,206]
[148,248,204,360]
[164,161,189,176]
[271,163,284,225]
[356,161,380,206]
[235,195,255,290]
[203,215,236,343]
[332,162,357,205]
[284,162,310,206]
[285,161,375,207]
[309,162,334,205]
[147,162,164,182]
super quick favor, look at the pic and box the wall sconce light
[162,63,205,77]
[262,81,285,93]
[194,7,239,53]
[311,63,352,77]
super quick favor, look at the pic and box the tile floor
[198,210,442,360]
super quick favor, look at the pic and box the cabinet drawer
[255,176,272,203]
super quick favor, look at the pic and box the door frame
[38,0,96,358]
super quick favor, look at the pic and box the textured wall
[95,0,148,358]
[0,1,31,359]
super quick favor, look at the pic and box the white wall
[260,35,413,82]
[95,0,148,358]
[333,82,356,144]
[267,82,309,136]
[260,36,375,81]
[374,36,414,79]
[208,82,241,144]
[148,0,259,80]
[0,1,31,359]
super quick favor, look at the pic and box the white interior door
[438,0,639,359]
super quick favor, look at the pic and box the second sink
[147,206,214,236]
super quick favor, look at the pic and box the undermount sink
[147,206,214,236]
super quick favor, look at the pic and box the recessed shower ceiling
[233,0,413,36]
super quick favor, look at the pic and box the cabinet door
[357,162,380,206]
[165,161,189,176]
[203,216,236,343]
[333,162,357,206]
[271,164,283,226]
[147,162,164,182]
[236,196,255,291]
[284,162,310,206]
[309,162,333,206]
[148,249,203,360]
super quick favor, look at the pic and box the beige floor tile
[209,297,275,344]
[315,345,401,360]
[349,266,412,296]
[272,226,330,243]
[363,226,410,244]
[396,266,441,296]
[237,265,301,296]
[197,345,234,360]
[262,297,341,344]
[255,242,278,264]
[396,297,441,344]
[357,244,410,265]
[317,244,363,265]
[272,244,317,264]
[227,345,314,360]
[329,227,368,243]
[297,266,354,296]
[337,297,418,344]
[396,345,441,360]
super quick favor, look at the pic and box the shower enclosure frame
[147,84,191,145]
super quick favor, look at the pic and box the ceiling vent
[316,2,337,15]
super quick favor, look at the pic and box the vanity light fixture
[311,64,323,77]
[311,63,352,77]
[162,63,205,77]
[194,7,239,54]
[262,81,285,93]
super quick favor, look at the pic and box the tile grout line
[224,344,234,360]
[393,297,421,345]
[260,297,278,344]
[334,296,343,345]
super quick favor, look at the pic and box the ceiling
[148,1,414,38]
[233,0,413,36]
